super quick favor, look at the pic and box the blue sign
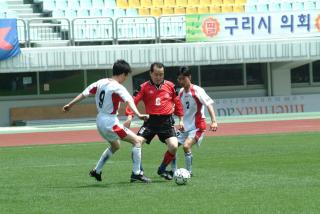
[0,19,21,61]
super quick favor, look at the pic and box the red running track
[1,119,320,147]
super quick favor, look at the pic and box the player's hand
[138,114,149,122]
[209,122,218,132]
[178,120,184,132]
[62,104,71,112]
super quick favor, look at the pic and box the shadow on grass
[48,177,171,189]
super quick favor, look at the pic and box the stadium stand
[1,0,319,46]
[1,0,320,127]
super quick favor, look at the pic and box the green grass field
[1,132,320,214]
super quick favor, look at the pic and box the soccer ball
[173,168,191,185]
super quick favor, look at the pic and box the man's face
[119,73,128,83]
[177,74,191,88]
[150,66,164,85]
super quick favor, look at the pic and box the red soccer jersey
[126,80,184,116]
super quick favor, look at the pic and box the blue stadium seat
[126,8,138,16]
[65,9,78,18]
[42,0,55,11]
[92,0,105,8]
[90,8,103,16]
[256,4,268,12]
[280,2,292,11]
[68,0,81,8]
[268,3,280,12]
[52,9,65,17]
[80,0,93,8]
[303,1,316,10]
[247,0,258,4]
[245,4,257,12]
[105,0,117,8]
[102,8,114,16]
[55,0,68,9]
[78,9,90,17]
[292,2,303,11]
[113,8,126,17]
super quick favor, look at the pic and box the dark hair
[113,59,132,76]
[150,62,164,73]
[178,66,191,77]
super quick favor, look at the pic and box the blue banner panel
[0,19,21,61]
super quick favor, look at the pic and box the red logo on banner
[316,15,320,32]
[0,27,13,51]
[202,17,220,37]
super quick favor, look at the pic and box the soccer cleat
[89,169,102,182]
[130,172,151,183]
[167,170,174,177]
[157,168,173,180]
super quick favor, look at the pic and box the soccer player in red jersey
[124,62,184,180]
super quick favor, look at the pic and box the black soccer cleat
[167,170,174,177]
[89,169,102,182]
[157,168,173,180]
[130,172,151,183]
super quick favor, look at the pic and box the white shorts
[96,115,131,143]
[177,129,205,147]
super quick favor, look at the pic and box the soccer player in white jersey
[62,60,151,183]
[174,66,218,176]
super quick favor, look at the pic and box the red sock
[163,151,175,165]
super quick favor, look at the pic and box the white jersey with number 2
[179,84,214,132]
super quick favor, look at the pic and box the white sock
[132,146,141,175]
[94,148,113,173]
[185,152,193,173]
[171,153,177,172]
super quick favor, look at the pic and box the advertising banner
[186,11,320,42]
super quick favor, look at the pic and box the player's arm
[173,86,184,131]
[126,99,149,121]
[62,82,97,112]
[198,88,218,131]
[207,104,218,131]
[62,93,85,112]
[124,85,145,128]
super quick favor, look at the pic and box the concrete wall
[270,61,311,96]
[0,96,95,126]
[1,62,320,127]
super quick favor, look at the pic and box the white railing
[16,16,185,47]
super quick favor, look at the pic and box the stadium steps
[5,0,24,4]
[7,4,34,13]
[18,13,42,18]
[31,41,71,47]
[3,0,68,46]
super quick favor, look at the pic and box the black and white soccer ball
[173,168,191,185]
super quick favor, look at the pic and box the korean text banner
[186,11,320,42]
[0,19,21,61]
